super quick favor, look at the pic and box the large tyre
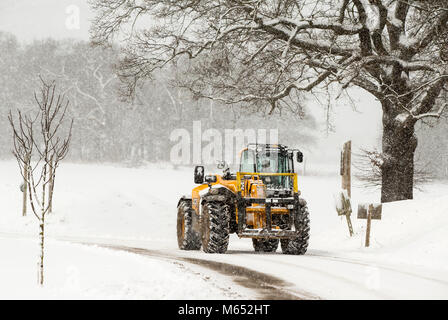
[252,238,279,252]
[281,199,310,255]
[201,201,230,253]
[177,200,201,250]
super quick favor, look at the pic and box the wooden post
[339,140,353,237]
[365,204,373,247]
[335,191,354,237]
[341,141,351,197]
[345,210,354,237]
[358,203,382,247]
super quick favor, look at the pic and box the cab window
[240,149,256,172]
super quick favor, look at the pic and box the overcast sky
[0,0,92,42]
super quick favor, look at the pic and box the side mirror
[296,151,303,163]
[194,166,205,184]
[204,175,217,184]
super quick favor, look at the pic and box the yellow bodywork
[191,171,298,230]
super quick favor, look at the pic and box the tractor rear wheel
[281,199,310,255]
[252,239,279,252]
[201,201,230,253]
[177,200,201,250]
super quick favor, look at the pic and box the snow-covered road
[1,161,448,299]
[66,235,448,299]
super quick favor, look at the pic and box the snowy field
[1,160,448,299]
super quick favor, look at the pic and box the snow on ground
[0,236,251,300]
[1,160,448,299]
[303,175,448,272]
[0,161,182,243]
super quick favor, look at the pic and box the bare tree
[9,79,73,285]
[90,0,448,202]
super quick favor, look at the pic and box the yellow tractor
[177,144,310,254]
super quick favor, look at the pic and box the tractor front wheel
[201,201,230,253]
[177,200,201,250]
[281,199,310,255]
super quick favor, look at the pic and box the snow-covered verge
[0,160,447,299]
[0,236,250,299]
[306,176,448,273]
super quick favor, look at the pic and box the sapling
[9,78,73,285]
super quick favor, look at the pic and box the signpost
[357,203,382,247]
[335,191,354,237]
[341,141,351,197]
[336,140,353,237]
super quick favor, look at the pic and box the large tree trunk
[381,106,417,203]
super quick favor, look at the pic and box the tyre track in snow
[223,250,393,300]
[3,231,447,299]
[0,232,310,299]
[228,248,448,287]
[88,243,319,300]
[305,252,448,286]
[88,242,448,299]
[217,249,448,299]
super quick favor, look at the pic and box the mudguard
[177,195,192,208]
[200,185,236,205]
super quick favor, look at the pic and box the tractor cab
[239,144,302,195]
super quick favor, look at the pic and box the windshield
[256,151,289,173]
[239,149,293,189]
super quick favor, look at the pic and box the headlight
[204,175,217,183]
[209,188,219,195]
